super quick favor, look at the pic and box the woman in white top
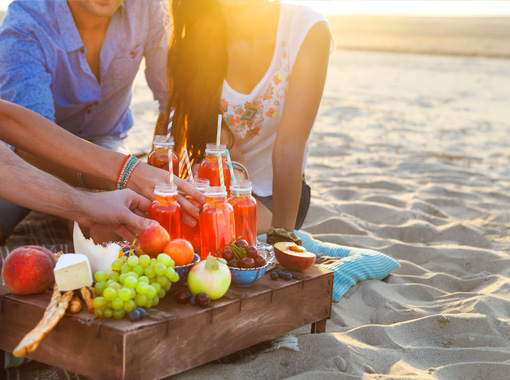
[163,0,332,244]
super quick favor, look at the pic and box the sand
[123,50,510,379]
[2,8,510,379]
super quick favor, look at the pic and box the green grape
[118,288,131,301]
[94,271,107,283]
[144,297,153,308]
[112,297,124,310]
[146,285,157,299]
[124,300,136,313]
[127,255,139,267]
[164,267,176,280]
[135,294,147,307]
[167,258,175,268]
[120,263,131,274]
[152,282,161,293]
[111,259,123,271]
[103,308,113,319]
[113,309,125,320]
[120,255,128,262]
[155,262,166,276]
[157,253,171,266]
[108,271,120,282]
[94,309,104,318]
[92,296,107,310]
[150,258,157,266]
[144,265,155,278]
[103,287,117,301]
[133,265,144,276]
[163,281,172,291]
[136,282,149,295]
[94,281,107,295]
[138,276,149,284]
[170,272,179,283]
[139,255,151,267]
[127,271,139,279]
[119,273,128,284]
[156,275,168,287]
[129,288,136,299]
[157,289,166,298]
[152,295,160,307]
[108,281,121,291]
[124,276,138,289]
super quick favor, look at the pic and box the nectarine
[138,224,170,258]
[273,242,316,272]
[2,246,56,294]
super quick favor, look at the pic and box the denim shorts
[253,177,311,230]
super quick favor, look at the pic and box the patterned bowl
[229,262,268,287]
[169,253,201,290]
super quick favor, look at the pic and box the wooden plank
[123,268,333,380]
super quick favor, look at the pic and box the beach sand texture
[127,50,510,379]
[2,9,510,379]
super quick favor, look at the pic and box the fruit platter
[0,223,333,380]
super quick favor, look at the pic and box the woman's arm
[271,22,331,232]
[0,143,156,241]
[0,100,204,223]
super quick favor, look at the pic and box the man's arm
[0,143,155,241]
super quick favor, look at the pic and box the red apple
[1,246,56,294]
[273,242,316,272]
[138,224,170,258]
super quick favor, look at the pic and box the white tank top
[221,3,331,196]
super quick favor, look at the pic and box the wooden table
[0,266,333,380]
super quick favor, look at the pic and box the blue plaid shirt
[0,0,169,139]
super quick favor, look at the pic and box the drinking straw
[225,149,238,196]
[184,149,193,182]
[166,107,175,139]
[168,149,174,188]
[217,152,224,187]
[216,114,222,146]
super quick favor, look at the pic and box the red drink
[199,186,235,260]
[228,180,257,247]
[181,178,209,252]
[147,135,180,176]
[198,143,231,192]
[148,184,181,241]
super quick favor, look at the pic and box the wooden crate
[0,266,333,380]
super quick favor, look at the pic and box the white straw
[216,114,222,146]
[168,149,174,187]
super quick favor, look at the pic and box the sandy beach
[2,8,510,380]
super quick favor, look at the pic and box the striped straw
[168,149,174,187]
[217,152,224,187]
[166,107,175,139]
[225,149,238,196]
[184,149,193,182]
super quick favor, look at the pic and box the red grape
[235,239,249,249]
[254,254,266,268]
[175,291,192,304]
[241,257,255,269]
[246,246,258,258]
[195,293,211,307]
[222,248,234,262]
[228,259,240,268]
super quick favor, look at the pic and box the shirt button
[86,109,92,114]
[80,47,85,54]
[93,101,99,105]
[78,130,83,134]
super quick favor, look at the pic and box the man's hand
[74,189,157,241]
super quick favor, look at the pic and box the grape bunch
[91,253,180,319]
[221,239,266,269]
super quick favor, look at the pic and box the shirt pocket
[110,41,145,86]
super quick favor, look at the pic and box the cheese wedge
[54,254,93,291]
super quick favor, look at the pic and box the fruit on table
[187,255,231,300]
[73,221,122,274]
[222,239,267,268]
[138,224,170,258]
[273,242,316,272]
[163,238,194,266]
[2,246,56,294]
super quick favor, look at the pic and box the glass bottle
[228,180,257,247]
[147,135,180,176]
[199,185,235,260]
[181,178,209,252]
[197,143,231,192]
[148,183,181,241]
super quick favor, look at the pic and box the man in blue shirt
[0,0,170,242]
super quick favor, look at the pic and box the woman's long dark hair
[167,0,232,166]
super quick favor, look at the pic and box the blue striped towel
[259,230,400,302]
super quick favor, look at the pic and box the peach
[273,242,316,272]
[138,224,170,258]
[1,246,56,294]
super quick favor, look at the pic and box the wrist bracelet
[77,172,90,189]
[231,161,249,179]
[116,154,140,189]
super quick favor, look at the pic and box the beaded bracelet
[116,154,140,189]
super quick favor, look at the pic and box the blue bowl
[169,253,201,290]
[230,263,268,287]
